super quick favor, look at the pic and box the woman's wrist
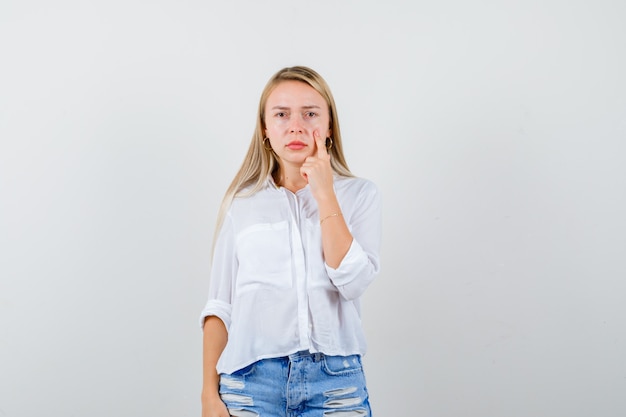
[320,212,342,224]
[201,387,222,401]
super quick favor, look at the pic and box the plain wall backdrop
[1,1,625,416]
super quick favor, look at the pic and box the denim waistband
[287,350,324,362]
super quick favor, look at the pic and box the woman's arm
[317,192,353,269]
[301,133,353,268]
[201,316,229,417]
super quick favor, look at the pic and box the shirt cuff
[325,240,370,285]
[199,299,232,331]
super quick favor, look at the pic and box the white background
[1,1,625,416]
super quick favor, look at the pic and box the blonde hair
[212,66,353,246]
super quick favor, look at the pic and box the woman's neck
[275,165,307,193]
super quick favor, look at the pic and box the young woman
[200,66,381,417]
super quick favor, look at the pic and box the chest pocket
[235,220,293,291]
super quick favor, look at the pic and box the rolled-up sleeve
[326,180,382,300]
[199,212,237,330]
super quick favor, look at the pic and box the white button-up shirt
[200,175,381,374]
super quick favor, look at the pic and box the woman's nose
[289,117,304,133]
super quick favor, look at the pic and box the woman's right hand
[201,394,230,417]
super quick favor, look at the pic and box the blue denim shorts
[219,351,372,417]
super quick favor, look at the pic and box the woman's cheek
[306,119,324,131]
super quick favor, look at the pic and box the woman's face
[264,80,331,167]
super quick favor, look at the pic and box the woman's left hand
[300,131,335,201]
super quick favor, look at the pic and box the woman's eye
[305,111,317,118]
[276,112,286,118]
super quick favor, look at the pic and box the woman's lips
[287,141,306,150]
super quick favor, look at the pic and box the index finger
[314,131,328,158]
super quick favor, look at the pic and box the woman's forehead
[266,80,326,105]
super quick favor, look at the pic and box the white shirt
[199,175,381,374]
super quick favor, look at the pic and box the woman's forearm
[201,316,228,400]
[317,194,353,269]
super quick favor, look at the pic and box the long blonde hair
[213,66,353,246]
